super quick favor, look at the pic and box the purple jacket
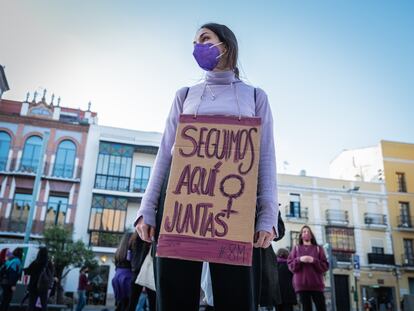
[135,70,279,234]
[287,244,329,293]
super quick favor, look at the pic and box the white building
[64,124,161,306]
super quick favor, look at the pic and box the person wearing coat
[276,248,297,311]
[24,247,55,311]
[0,248,23,311]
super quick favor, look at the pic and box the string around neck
[193,81,242,121]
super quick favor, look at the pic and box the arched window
[53,140,76,178]
[20,135,42,173]
[0,131,11,171]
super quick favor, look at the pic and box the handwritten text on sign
[157,115,261,266]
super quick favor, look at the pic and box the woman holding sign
[135,23,278,311]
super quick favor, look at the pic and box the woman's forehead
[195,28,215,40]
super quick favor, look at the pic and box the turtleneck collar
[205,70,238,84]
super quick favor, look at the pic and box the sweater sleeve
[254,88,279,234]
[287,246,302,272]
[312,246,329,273]
[134,87,188,227]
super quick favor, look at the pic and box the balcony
[0,217,73,236]
[397,216,414,231]
[364,213,387,227]
[333,251,352,263]
[94,174,130,192]
[0,158,81,181]
[367,253,395,265]
[44,162,82,180]
[89,231,123,248]
[94,174,148,195]
[326,209,349,226]
[401,254,414,267]
[285,205,308,222]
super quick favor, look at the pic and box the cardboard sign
[156,114,261,266]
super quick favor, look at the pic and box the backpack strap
[178,87,190,114]
[254,88,257,104]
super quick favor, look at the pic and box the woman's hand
[136,217,155,243]
[300,255,314,263]
[254,230,275,248]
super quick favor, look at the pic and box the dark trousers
[277,304,294,311]
[154,166,258,311]
[128,271,142,311]
[155,256,256,311]
[27,289,48,311]
[128,271,156,311]
[299,291,326,311]
[0,285,13,311]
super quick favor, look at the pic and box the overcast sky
[1,0,413,178]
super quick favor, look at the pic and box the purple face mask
[193,42,224,71]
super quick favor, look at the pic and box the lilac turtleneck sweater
[136,70,278,234]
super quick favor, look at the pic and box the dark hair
[276,248,289,259]
[114,232,133,265]
[200,23,239,78]
[12,247,23,260]
[298,225,318,246]
[0,248,9,264]
[35,247,49,265]
[80,266,88,273]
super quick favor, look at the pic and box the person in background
[112,232,134,311]
[0,248,23,311]
[128,231,154,311]
[24,247,54,311]
[0,248,9,267]
[76,266,89,311]
[288,225,329,311]
[276,248,297,311]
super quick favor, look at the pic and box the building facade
[0,93,96,241]
[64,124,161,305]
[276,173,397,311]
[330,140,414,306]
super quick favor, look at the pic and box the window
[409,278,414,295]
[94,142,133,191]
[289,193,301,217]
[396,172,407,192]
[133,165,151,193]
[290,231,300,248]
[53,140,76,178]
[45,195,69,226]
[372,247,384,254]
[371,239,384,254]
[88,195,127,247]
[20,136,42,172]
[325,227,355,252]
[0,131,11,171]
[399,202,411,227]
[9,193,32,232]
[403,239,414,265]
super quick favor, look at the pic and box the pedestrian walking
[135,22,279,311]
[276,248,297,311]
[287,225,329,311]
[24,247,54,311]
[127,231,154,311]
[76,266,89,311]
